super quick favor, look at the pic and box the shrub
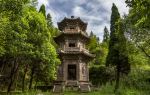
[89,65,115,86]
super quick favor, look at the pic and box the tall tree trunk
[7,60,15,92]
[0,58,8,91]
[114,65,120,92]
[0,62,4,73]
[14,68,19,91]
[7,59,19,92]
[22,64,28,92]
[0,57,6,74]
[29,66,35,90]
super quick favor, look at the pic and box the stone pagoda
[53,16,94,92]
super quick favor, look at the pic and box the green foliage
[106,4,130,75]
[0,0,149,93]
[87,29,109,66]
[128,42,149,66]
[110,3,120,34]
[106,3,120,66]
[98,43,108,65]
[47,13,53,27]
[125,0,150,58]
[88,31,99,53]
[125,0,150,30]
[106,4,130,91]
[117,20,130,75]
[89,65,115,86]
[23,8,60,82]
[0,0,29,14]
[46,13,60,48]
[123,67,150,91]
[88,31,109,66]
[39,4,46,18]
[97,26,110,65]
[0,17,7,56]
[103,26,109,43]
[88,32,102,65]
[0,0,60,92]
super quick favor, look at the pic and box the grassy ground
[1,65,149,95]
[1,83,149,95]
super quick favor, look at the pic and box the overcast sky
[37,0,129,41]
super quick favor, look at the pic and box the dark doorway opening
[69,43,76,47]
[68,64,76,80]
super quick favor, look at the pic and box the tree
[0,0,60,92]
[106,4,130,91]
[23,7,60,89]
[125,0,150,58]
[106,3,120,66]
[90,31,94,37]
[88,32,99,54]
[88,31,108,65]
[47,13,53,27]
[114,19,130,91]
[46,13,60,37]
[99,26,109,65]
[39,4,46,18]
[98,43,109,65]
[0,17,7,57]
[0,0,33,92]
[103,26,109,43]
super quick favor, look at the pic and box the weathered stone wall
[56,56,89,82]
[79,62,88,81]
[64,60,78,81]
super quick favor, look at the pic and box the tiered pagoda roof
[58,49,95,59]
[54,16,95,59]
[54,31,90,43]
[58,16,87,31]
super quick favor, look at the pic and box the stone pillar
[62,59,67,81]
[86,64,89,81]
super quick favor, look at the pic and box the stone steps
[79,84,91,92]
[53,81,91,92]
[53,85,64,93]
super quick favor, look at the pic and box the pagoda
[53,16,94,92]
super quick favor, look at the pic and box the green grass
[1,66,150,95]
[1,84,150,95]
[1,83,149,95]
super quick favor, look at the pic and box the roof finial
[71,16,74,19]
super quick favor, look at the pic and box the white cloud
[74,0,86,5]
[98,0,129,16]
[72,6,84,16]
[37,0,129,41]
[38,0,48,6]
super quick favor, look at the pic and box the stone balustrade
[64,47,80,52]
[63,47,89,53]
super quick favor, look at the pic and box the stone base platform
[53,81,91,92]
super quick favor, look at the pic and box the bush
[89,65,115,86]
[122,67,150,91]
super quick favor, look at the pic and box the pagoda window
[68,25,76,30]
[69,43,76,47]
[70,27,75,29]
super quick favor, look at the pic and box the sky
[37,0,129,41]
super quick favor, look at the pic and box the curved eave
[54,32,90,43]
[58,51,95,59]
[58,17,87,31]
[53,32,63,43]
